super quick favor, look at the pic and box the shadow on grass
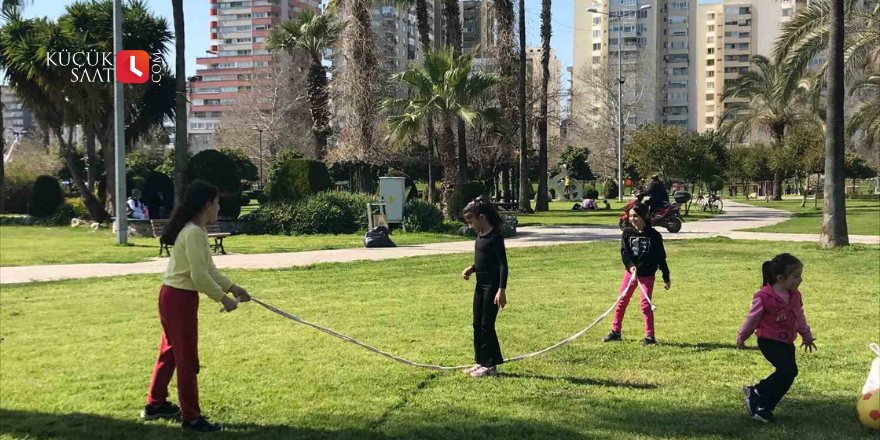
[659,341,758,352]
[0,408,593,440]
[502,372,658,390]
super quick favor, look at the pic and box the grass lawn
[0,226,465,267]
[1,239,877,440]
[738,198,880,236]
[514,200,718,227]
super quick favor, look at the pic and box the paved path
[2,201,877,285]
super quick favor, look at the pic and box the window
[608,38,618,45]
[668,54,688,63]
[707,59,715,66]
[667,106,688,115]
[739,19,751,26]
[593,17,601,25]
[669,80,687,89]
[592,56,601,64]
[593,30,600,39]
[782,8,793,17]
[725,7,739,14]
[706,117,715,125]
[738,43,749,50]
[725,20,738,26]
[638,9,648,19]
[725,32,738,38]
[255,37,266,43]
[668,92,688,101]
[724,55,751,62]
[708,48,715,55]
[706,105,715,113]
[670,29,687,37]
[707,13,715,20]
[669,16,687,24]
[706,93,715,101]
[672,67,688,76]
[739,7,751,14]
[637,37,648,45]
[706,36,715,44]
[707,70,715,77]
[593,43,601,51]
[707,25,715,32]
[670,2,688,11]
[220,86,238,93]
[670,40,687,49]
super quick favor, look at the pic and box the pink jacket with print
[737,285,813,345]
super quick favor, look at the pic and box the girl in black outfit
[461,197,508,378]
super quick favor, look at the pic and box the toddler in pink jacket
[738,253,817,424]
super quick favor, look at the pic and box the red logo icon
[116,50,149,84]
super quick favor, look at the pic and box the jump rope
[220,272,657,371]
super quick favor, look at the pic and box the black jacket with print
[620,226,670,282]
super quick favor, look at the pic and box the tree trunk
[773,173,783,201]
[443,0,468,188]
[426,119,438,204]
[535,0,551,212]
[441,118,458,218]
[85,127,97,192]
[0,95,4,214]
[55,127,109,222]
[307,61,330,160]
[820,0,849,248]
[517,0,533,213]
[173,0,188,209]
[502,168,511,201]
[801,173,809,208]
[814,174,819,208]
[100,133,116,215]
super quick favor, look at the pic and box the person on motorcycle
[637,175,670,214]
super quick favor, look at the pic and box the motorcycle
[618,194,683,233]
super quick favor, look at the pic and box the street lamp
[587,4,651,201]
[252,127,264,189]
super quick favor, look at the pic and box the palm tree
[382,48,499,218]
[516,0,532,213]
[820,0,849,247]
[535,0,552,212]
[773,0,879,96]
[719,55,814,200]
[172,0,187,207]
[847,70,880,150]
[443,0,469,189]
[268,9,342,160]
[494,0,516,201]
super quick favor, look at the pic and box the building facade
[1,85,34,146]
[188,0,322,150]
[525,46,563,141]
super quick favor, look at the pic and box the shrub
[266,157,332,203]
[252,191,377,235]
[29,175,64,217]
[48,203,78,225]
[4,178,34,214]
[257,193,270,205]
[219,147,259,182]
[403,199,444,232]
[66,197,89,219]
[142,171,175,219]
[447,181,486,220]
[585,187,599,200]
[187,150,242,218]
[602,179,619,200]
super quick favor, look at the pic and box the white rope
[226,273,654,371]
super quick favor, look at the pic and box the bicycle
[692,193,724,214]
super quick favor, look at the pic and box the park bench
[150,220,230,257]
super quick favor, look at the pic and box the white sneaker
[463,364,481,375]
[470,366,498,378]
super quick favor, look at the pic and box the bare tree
[568,54,651,179]
[213,52,315,172]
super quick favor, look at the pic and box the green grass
[0,226,465,267]
[514,200,717,226]
[0,239,877,439]
[738,199,880,236]
[239,199,260,218]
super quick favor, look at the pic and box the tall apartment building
[525,46,563,141]
[189,0,322,151]
[571,0,699,133]
[1,85,34,146]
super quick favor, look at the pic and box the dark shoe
[641,336,656,347]
[754,408,775,423]
[141,402,180,420]
[743,386,758,417]
[182,416,222,432]
[602,331,622,342]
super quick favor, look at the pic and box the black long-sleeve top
[639,180,670,206]
[474,228,509,288]
[621,226,671,282]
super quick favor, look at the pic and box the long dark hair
[462,196,502,229]
[161,180,219,246]
[761,253,803,287]
[628,202,652,229]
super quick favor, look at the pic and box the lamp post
[587,4,651,201]
[252,127,264,189]
[113,0,127,244]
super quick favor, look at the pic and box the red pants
[147,285,201,421]
[611,272,655,337]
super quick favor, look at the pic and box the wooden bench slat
[150,219,228,256]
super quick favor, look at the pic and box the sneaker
[182,416,222,432]
[141,402,180,420]
[463,364,482,375]
[470,366,498,378]
[754,408,775,423]
[641,336,657,347]
[743,386,758,417]
[602,331,622,342]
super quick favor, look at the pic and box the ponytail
[462,196,503,229]
[761,253,803,288]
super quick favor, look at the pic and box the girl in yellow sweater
[141,180,250,432]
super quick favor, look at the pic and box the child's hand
[494,289,507,309]
[664,280,672,290]
[801,338,818,353]
[736,342,746,349]
[629,266,637,275]
[230,284,251,302]
[220,295,238,312]
[462,266,474,280]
